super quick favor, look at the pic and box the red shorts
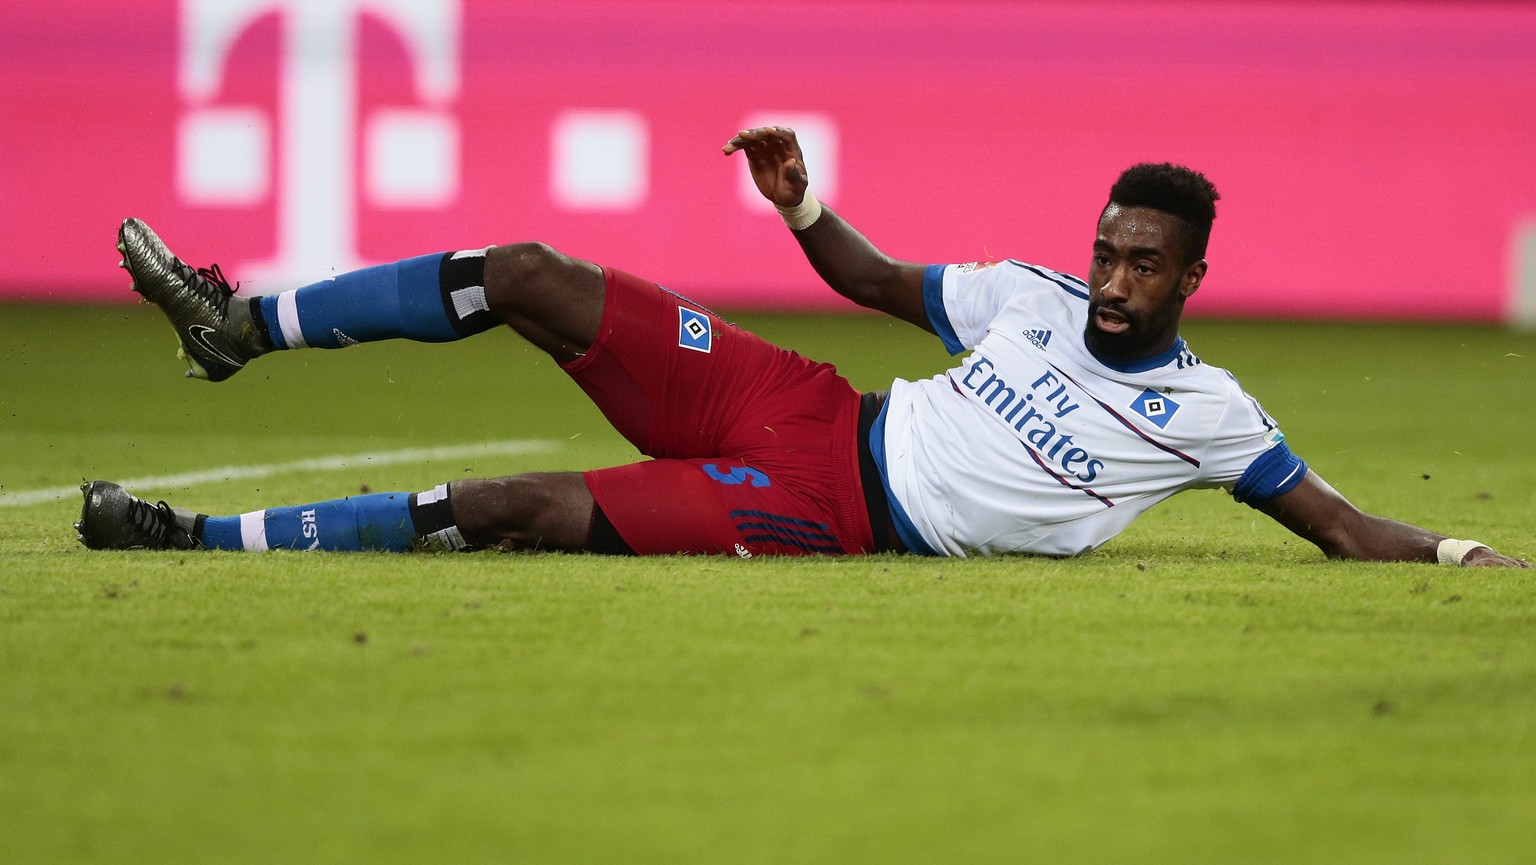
[564,267,874,556]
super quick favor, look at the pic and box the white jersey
[872,260,1307,557]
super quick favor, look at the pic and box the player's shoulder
[1002,259,1090,296]
[1123,340,1246,399]
[1106,347,1278,451]
[1168,350,1283,433]
[946,259,1088,298]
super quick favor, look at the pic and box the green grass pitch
[2,303,1533,864]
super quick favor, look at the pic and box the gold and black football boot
[117,218,267,381]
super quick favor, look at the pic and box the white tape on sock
[275,290,308,349]
[239,510,269,551]
[416,483,450,506]
[450,286,490,320]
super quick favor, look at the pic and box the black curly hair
[1106,163,1220,264]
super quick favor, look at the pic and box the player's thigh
[563,267,834,461]
[584,459,858,557]
[483,242,605,363]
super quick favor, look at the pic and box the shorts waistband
[857,390,904,553]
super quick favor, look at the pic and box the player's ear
[1181,259,1207,299]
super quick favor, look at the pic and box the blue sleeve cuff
[922,264,964,355]
[1232,442,1309,507]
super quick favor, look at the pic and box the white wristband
[775,191,823,231]
[1437,538,1489,566]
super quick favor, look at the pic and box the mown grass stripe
[0,439,559,507]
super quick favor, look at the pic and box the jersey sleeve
[1200,378,1309,506]
[921,262,1020,355]
[1231,440,1309,506]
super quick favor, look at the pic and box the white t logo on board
[178,0,461,293]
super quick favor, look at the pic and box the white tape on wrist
[1437,538,1489,566]
[776,191,823,230]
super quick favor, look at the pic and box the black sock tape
[407,488,458,537]
[437,251,497,338]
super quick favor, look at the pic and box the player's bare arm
[723,126,930,331]
[1257,472,1530,567]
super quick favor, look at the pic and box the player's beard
[1083,292,1185,362]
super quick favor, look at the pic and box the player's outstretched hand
[1462,545,1533,568]
[723,126,810,208]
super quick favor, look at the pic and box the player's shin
[195,484,468,552]
[253,248,498,351]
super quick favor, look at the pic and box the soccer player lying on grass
[78,126,1527,568]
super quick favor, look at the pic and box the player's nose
[1099,275,1129,302]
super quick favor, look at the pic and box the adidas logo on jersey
[1024,328,1052,351]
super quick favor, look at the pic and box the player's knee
[484,242,590,318]
[448,474,591,551]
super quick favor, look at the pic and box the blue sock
[255,249,495,350]
[196,485,466,553]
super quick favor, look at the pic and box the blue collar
[1087,336,1186,373]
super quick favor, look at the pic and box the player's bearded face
[1083,205,1197,362]
[1084,286,1185,360]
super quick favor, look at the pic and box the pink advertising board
[2,0,1534,320]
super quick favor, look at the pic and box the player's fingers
[722,130,757,154]
[723,128,778,155]
[765,127,802,158]
[1466,552,1531,567]
[740,126,795,147]
[737,147,792,175]
[723,130,768,154]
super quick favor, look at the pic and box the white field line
[0,440,560,508]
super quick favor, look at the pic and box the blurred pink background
[2,0,1533,320]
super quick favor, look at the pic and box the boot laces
[173,260,237,316]
[127,496,183,548]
